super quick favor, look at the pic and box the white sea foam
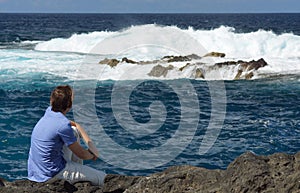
[35,31,116,54]
[34,24,300,59]
[1,24,299,81]
[0,49,84,80]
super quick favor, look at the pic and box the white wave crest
[186,25,300,59]
[34,24,300,60]
[35,31,116,53]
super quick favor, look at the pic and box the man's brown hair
[50,85,73,113]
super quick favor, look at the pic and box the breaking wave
[34,24,300,60]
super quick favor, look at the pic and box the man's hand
[88,149,98,161]
[69,120,100,159]
[87,141,99,158]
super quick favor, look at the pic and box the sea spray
[34,25,300,60]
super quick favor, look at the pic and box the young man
[28,85,106,186]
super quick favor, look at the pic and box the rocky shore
[1,151,299,193]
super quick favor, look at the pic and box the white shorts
[54,126,106,186]
[54,161,106,186]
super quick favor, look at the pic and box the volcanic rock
[203,52,226,58]
[0,151,299,193]
[148,64,174,77]
[241,58,268,71]
[195,68,205,79]
[121,57,137,64]
[215,58,268,80]
[162,55,191,63]
[179,63,192,71]
[99,58,120,68]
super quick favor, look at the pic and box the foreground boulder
[1,151,299,193]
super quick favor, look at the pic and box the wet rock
[186,54,202,60]
[157,54,200,63]
[234,69,243,80]
[99,58,120,68]
[148,64,174,77]
[245,72,254,79]
[162,55,191,63]
[138,60,160,65]
[241,58,268,71]
[179,63,192,71]
[215,60,239,67]
[216,58,268,80]
[203,52,226,58]
[195,68,205,79]
[121,57,137,64]
[98,56,268,80]
[178,63,205,79]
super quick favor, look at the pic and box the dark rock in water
[179,63,191,71]
[164,54,201,62]
[186,53,202,60]
[203,52,226,58]
[121,57,137,64]
[226,58,268,72]
[138,60,160,65]
[99,58,120,68]
[162,55,191,63]
[0,151,299,193]
[98,54,202,68]
[98,56,267,80]
[148,64,174,77]
[245,72,254,79]
[178,63,205,79]
[241,58,268,71]
[234,69,243,80]
[216,58,268,80]
[195,68,205,79]
[215,60,239,67]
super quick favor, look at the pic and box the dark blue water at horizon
[0,13,299,43]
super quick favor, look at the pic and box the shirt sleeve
[57,121,77,146]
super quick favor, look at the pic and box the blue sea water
[0,13,299,181]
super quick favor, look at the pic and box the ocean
[0,13,299,181]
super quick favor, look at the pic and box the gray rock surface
[1,151,299,193]
[203,52,226,58]
[148,64,174,77]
